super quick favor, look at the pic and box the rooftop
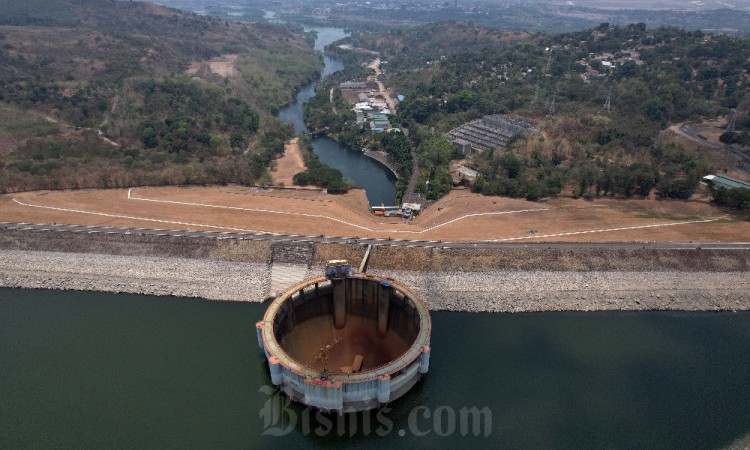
[704,174,750,190]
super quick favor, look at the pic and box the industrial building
[257,272,431,413]
[339,81,369,90]
[447,115,534,155]
[703,174,750,191]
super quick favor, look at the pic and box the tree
[712,187,750,210]
[642,96,667,123]
[327,179,349,194]
[141,127,157,148]
[657,178,698,199]
[720,131,736,144]
[500,152,522,179]
[230,133,244,149]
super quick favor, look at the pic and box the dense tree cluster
[137,78,259,154]
[0,0,323,193]
[378,131,413,199]
[712,187,750,211]
[340,22,749,201]
[292,138,349,194]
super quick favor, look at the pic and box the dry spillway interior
[273,278,421,374]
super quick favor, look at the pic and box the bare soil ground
[186,54,238,78]
[271,138,308,187]
[1,186,748,242]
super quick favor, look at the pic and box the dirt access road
[271,137,309,187]
[2,186,748,243]
[367,57,397,112]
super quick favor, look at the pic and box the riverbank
[274,25,397,205]
[363,149,400,179]
[0,250,270,302]
[2,229,749,312]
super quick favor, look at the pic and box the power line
[545,49,553,74]
[726,110,737,133]
[603,85,612,113]
[529,82,539,111]
[548,85,558,116]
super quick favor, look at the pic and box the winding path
[5,188,732,246]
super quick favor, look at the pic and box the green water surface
[1,288,749,449]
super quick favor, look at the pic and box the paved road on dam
[2,221,749,250]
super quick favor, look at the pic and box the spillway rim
[260,273,431,383]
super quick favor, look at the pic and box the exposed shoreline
[1,228,749,312]
[362,149,400,179]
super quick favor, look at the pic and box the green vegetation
[334,22,750,202]
[0,0,323,193]
[292,137,349,194]
[237,46,323,113]
[711,187,750,211]
[412,132,455,200]
[303,56,372,149]
[720,131,750,146]
[378,131,413,200]
[0,103,60,140]
[634,213,701,220]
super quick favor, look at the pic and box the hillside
[0,0,322,192]
[340,22,750,202]
[345,22,529,70]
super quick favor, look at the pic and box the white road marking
[11,191,726,243]
[12,198,282,235]
[126,188,547,234]
[488,219,721,242]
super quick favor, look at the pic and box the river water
[3,24,750,450]
[275,26,397,206]
[1,288,750,448]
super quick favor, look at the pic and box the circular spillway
[256,273,431,413]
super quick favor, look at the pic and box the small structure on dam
[257,261,431,413]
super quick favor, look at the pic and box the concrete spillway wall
[257,274,430,412]
[1,229,750,312]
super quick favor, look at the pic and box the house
[456,166,479,179]
[340,81,368,90]
[451,165,479,184]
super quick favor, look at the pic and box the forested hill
[348,22,750,201]
[346,22,529,71]
[0,0,322,192]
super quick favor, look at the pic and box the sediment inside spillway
[274,278,419,372]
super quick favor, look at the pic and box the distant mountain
[279,1,750,35]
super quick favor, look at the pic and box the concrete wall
[2,229,750,312]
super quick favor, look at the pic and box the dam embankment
[1,228,749,312]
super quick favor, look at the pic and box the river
[3,23,749,450]
[275,26,397,207]
[1,288,749,448]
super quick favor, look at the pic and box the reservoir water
[1,288,749,448]
[275,27,397,206]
